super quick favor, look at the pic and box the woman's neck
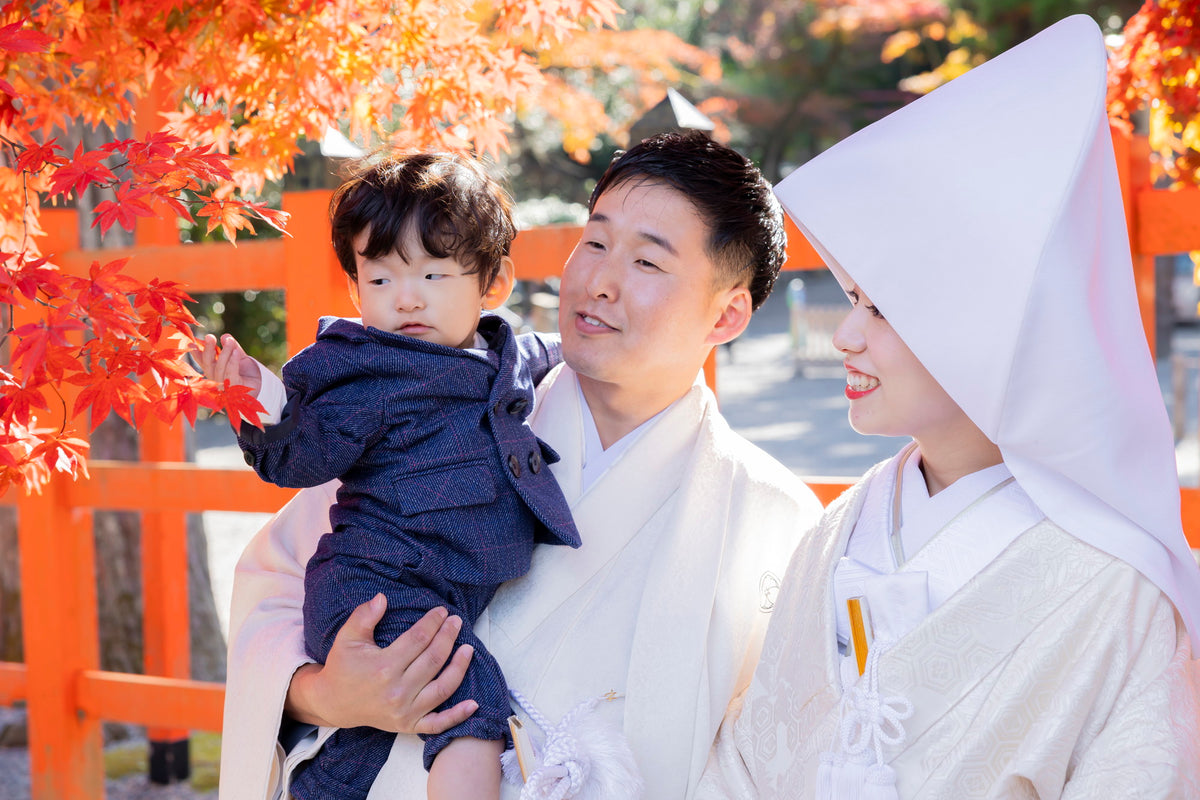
[915,424,1003,496]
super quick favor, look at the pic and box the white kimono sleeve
[1060,605,1200,799]
[216,360,340,800]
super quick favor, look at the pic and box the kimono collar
[774,15,1200,648]
[577,376,667,494]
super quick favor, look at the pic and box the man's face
[558,179,739,401]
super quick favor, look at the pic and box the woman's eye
[867,305,885,320]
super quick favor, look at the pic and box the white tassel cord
[817,639,912,800]
[503,690,643,800]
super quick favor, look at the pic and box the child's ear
[346,275,362,314]
[481,256,516,310]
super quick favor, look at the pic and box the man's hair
[329,152,515,289]
[589,130,785,310]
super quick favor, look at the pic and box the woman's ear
[482,256,516,310]
[706,286,753,346]
[346,274,362,314]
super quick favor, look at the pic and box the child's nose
[395,280,424,310]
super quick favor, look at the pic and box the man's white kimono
[219,364,823,800]
[698,458,1200,799]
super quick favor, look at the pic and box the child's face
[350,225,491,349]
[832,283,969,440]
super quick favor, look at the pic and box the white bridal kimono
[219,364,823,800]
[698,455,1200,799]
[707,13,1200,800]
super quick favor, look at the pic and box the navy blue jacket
[238,314,581,586]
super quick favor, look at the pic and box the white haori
[217,361,821,800]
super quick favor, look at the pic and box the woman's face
[831,283,971,441]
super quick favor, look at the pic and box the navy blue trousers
[289,553,511,800]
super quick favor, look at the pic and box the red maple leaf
[29,434,90,481]
[11,315,84,379]
[220,380,266,434]
[243,202,291,236]
[132,277,196,318]
[0,381,49,428]
[92,183,158,234]
[146,347,199,383]
[0,17,54,54]
[173,145,234,184]
[155,383,202,428]
[16,138,67,174]
[47,145,116,199]
[70,370,151,431]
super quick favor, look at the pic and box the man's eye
[636,259,661,271]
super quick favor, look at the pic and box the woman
[699,15,1200,799]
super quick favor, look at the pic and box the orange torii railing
[0,122,1197,799]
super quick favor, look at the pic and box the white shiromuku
[699,13,1200,799]
[698,453,1200,799]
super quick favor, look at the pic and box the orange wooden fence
[1,122,1197,798]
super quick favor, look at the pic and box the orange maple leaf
[196,196,255,245]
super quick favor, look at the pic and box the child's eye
[425,273,446,281]
[368,278,388,286]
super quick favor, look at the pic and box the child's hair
[329,152,516,289]
[590,130,785,311]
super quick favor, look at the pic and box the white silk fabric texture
[696,459,1200,799]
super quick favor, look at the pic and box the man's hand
[285,594,477,735]
[200,332,263,396]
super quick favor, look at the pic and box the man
[215,131,824,799]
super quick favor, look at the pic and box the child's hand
[200,333,263,397]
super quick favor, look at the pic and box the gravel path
[0,747,216,800]
[0,706,217,800]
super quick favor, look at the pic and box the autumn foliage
[0,0,697,496]
[1108,0,1200,185]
